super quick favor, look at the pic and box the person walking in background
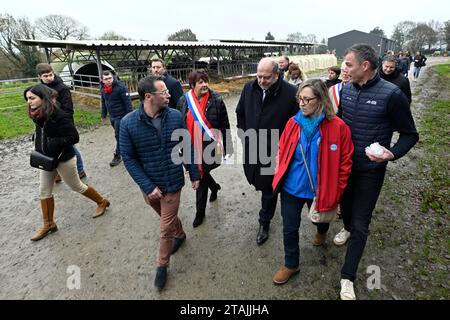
[379,55,412,105]
[100,70,133,167]
[177,69,233,228]
[236,57,298,246]
[271,79,353,285]
[325,66,342,88]
[412,51,427,80]
[25,84,110,241]
[119,76,200,290]
[36,63,87,182]
[286,63,306,88]
[151,58,184,108]
[278,55,290,79]
[328,61,351,113]
[336,44,418,300]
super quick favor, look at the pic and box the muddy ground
[0,57,448,300]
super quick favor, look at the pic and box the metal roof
[18,39,287,50]
[218,39,315,46]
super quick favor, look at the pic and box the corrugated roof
[18,39,287,49]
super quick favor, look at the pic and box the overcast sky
[3,0,449,42]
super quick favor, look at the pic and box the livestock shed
[19,39,309,98]
[328,30,397,58]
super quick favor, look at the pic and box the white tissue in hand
[365,142,384,155]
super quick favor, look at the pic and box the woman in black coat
[177,70,233,227]
[25,84,110,241]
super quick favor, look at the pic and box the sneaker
[273,266,300,285]
[340,279,356,300]
[333,228,351,246]
[154,266,167,290]
[109,154,122,167]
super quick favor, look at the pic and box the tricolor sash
[329,82,342,113]
[185,90,223,177]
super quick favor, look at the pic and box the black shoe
[154,266,167,290]
[209,184,221,202]
[193,212,205,228]
[109,154,122,167]
[256,225,269,245]
[171,235,186,255]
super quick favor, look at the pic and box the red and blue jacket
[272,115,354,211]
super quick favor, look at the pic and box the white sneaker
[333,228,351,246]
[340,279,356,300]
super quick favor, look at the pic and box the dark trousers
[340,167,386,281]
[281,190,329,268]
[196,171,220,214]
[111,117,122,156]
[258,187,279,227]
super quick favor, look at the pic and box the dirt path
[0,57,448,299]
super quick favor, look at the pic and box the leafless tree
[392,21,416,50]
[0,13,41,77]
[36,14,89,40]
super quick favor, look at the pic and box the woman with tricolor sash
[177,69,233,228]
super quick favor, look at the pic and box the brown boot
[312,232,327,246]
[31,197,57,241]
[273,266,300,285]
[82,186,110,218]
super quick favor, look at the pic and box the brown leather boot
[31,197,57,241]
[273,266,300,285]
[82,186,110,218]
[312,232,327,246]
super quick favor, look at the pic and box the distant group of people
[25,42,420,299]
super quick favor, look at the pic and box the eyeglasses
[297,96,317,104]
[150,89,170,96]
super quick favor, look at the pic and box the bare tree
[392,21,416,50]
[36,14,89,40]
[409,23,433,51]
[0,13,41,77]
[304,34,317,43]
[286,32,303,42]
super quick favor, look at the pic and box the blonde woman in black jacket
[25,84,110,241]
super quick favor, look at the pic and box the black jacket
[177,90,233,172]
[163,72,184,109]
[338,74,418,172]
[236,77,298,190]
[34,107,79,163]
[379,68,412,104]
[100,79,133,120]
[43,75,74,116]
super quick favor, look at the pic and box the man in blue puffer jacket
[100,70,133,167]
[120,75,200,291]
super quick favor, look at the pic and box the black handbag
[30,127,61,171]
[30,150,60,171]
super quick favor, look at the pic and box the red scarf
[186,89,210,178]
[103,83,113,94]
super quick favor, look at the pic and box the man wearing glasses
[236,57,298,246]
[119,75,200,290]
[100,70,133,167]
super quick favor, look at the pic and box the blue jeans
[73,145,84,173]
[413,66,422,79]
[110,117,122,156]
[280,190,329,268]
